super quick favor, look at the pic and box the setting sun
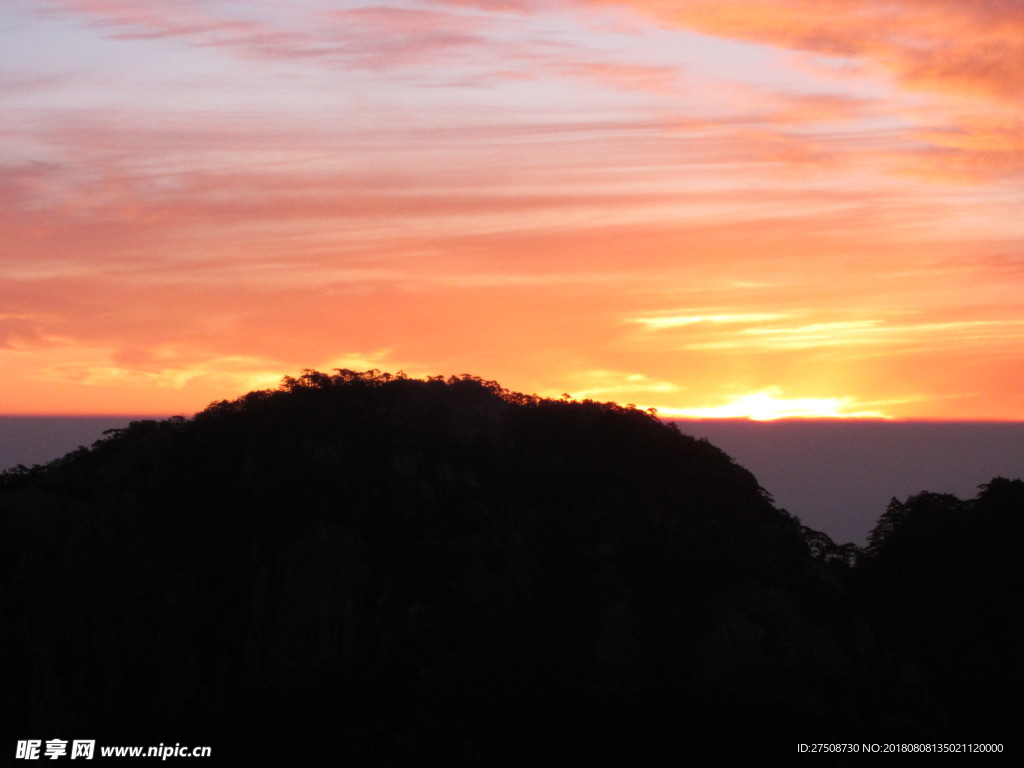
[654,390,890,421]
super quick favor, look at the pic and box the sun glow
[657,390,890,421]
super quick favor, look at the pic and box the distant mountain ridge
[1,370,1020,763]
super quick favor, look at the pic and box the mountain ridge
[1,370,1019,763]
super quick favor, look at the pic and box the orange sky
[2,0,1023,419]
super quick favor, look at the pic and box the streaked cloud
[589,0,1024,179]
[594,0,1024,98]
[630,312,791,330]
[684,318,1024,353]
[559,370,681,402]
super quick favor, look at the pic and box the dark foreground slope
[0,372,936,762]
[856,479,1024,744]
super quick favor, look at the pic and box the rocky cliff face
[1,372,921,763]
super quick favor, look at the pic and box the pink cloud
[0,72,70,94]
[434,0,541,10]
[35,0,275,43]
[31,0,512,74]
[32,1,1024,101]
[559,60,683,94]
[902,111,1024,181]
[588,0,1024,100]
[566,0,1024,179]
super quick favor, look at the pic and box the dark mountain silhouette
[857,478,1024,742]
[1,370,1019,763]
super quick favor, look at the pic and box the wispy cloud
[559,369,681,402]
[587,0,1024,179]
[594,0,1024,98]
[630,312,791,330]
[687,319,1024,353]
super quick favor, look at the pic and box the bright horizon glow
[2,0,1023,419]
[654,390,890,421]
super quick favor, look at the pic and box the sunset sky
[3,0,1023,419]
